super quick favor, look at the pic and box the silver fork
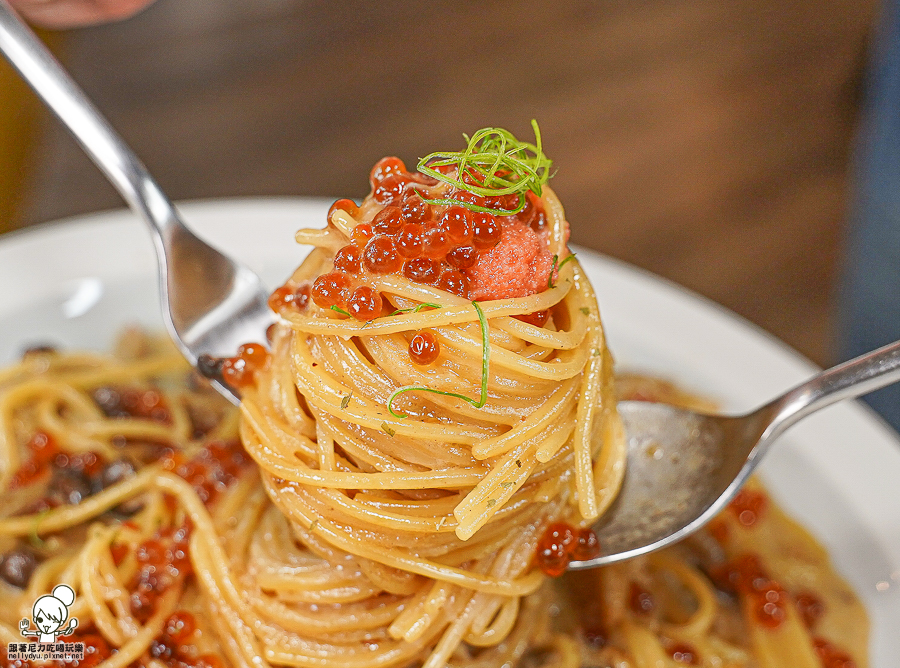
[0,1,273,404]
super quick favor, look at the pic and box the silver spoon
[0,1,273,404]
[572,338,900,569]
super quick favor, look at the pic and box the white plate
[1,198,898,662]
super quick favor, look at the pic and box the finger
[8,0,156,29]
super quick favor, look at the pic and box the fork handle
[765,339,900,439]
[0,1,243,344]
[0,1,180,242]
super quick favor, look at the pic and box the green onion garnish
[417,120,552,215]
[388,303,442,317]
[548,253,576,288]
[415,193,526,217]
[337,303,442,326]
[29,508,50,547]
[387,301,490,418]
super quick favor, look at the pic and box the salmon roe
[363,237,404,274]
[333,245,363,273]
[629,582,656,615]
[513,309,550,327]
[400,190,430,223]
[9,432,59,489]
[710,554,788,629]
[221,343,269,389]
[813,638,857,668]
[313,156,557,319]
[348,286,383,321]
[146,610,227,668]
[728,488,767,527]
[129,523,193,623]
[268,283,311,312]
[668,642,699,665]
[70,631,111,667]
[162,438,250,505]
[351,222,374,246]
[328,198,359,221]
[795,591,826,628]
[535,521,601,577]
[409,331,440,365]
[312,271,353,308]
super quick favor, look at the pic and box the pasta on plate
[0,125,867,668]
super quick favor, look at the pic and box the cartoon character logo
[19,584,79,643]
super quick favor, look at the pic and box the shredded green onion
[548,253,576,288]
[388,303,442,317]
[30,509,50,547]
[387,302,490,418]
[334,302,441,325]
[415,193,526,216]
[417,120,552,215]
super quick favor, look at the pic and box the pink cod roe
[466,219,566,301]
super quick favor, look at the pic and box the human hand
[6,0,156,29]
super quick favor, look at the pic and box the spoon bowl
[572,338,900,569]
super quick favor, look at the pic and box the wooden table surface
[8,0,878,368]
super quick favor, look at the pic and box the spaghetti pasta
[0,126,869,668]
[0,339,868,668]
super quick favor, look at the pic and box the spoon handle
[764,339,900,439]
[0,1,179,239]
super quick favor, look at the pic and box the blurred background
[0,0,879,369]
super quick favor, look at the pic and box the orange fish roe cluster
[728,487,768,527]
[162,439,251,505]
[288,157,566,320]
[535,521,601,577]
[92,385,172,423]
[67,627,112,668]
[710,554,788,629]
[666,641,700,665]
[198,343,270,390]
[795,591,826,628]
[629,582,656,615]
[9,432,59,489]
[144,611,227,668]
[128,523,193,623]
[813,637,857,668]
